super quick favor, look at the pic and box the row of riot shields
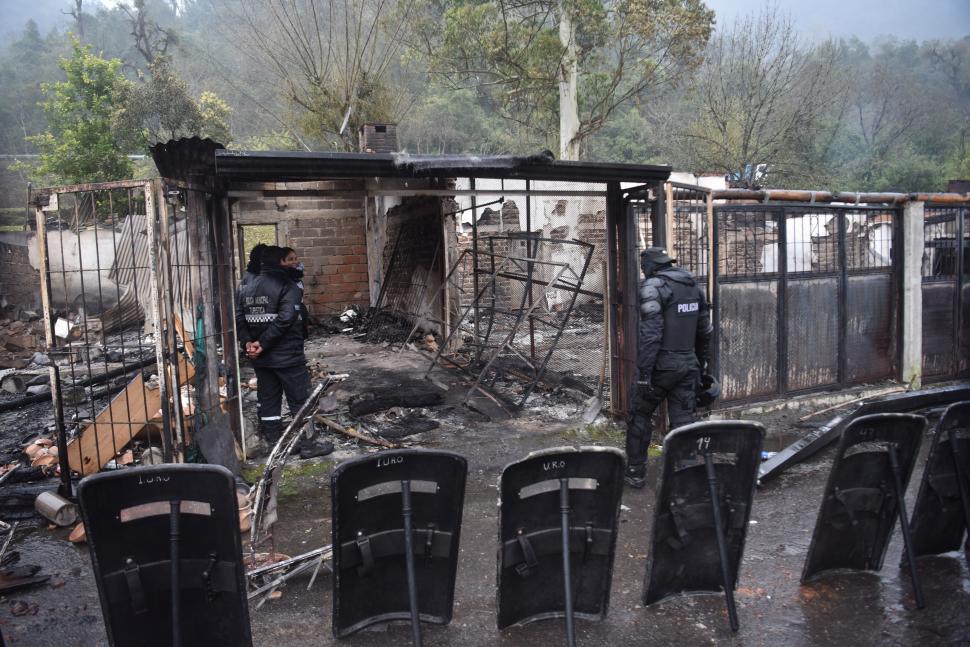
[73,405,970,647]
[802,402,970,611]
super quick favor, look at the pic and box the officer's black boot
[289,421,334,459]
[259,420,283,451]
[624,464,647,489]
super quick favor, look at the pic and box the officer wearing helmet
[625,247,713,488]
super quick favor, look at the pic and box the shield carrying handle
[559,478,577,647]
[169,500,182,647]
[704,453,739,632]
[401,480,422,647]
[888,446,924,609]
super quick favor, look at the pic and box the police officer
[236,245,332,459]
[625,247,712,488]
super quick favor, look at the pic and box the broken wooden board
[67,316,196,475]
[66,353,193,476]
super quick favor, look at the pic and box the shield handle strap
[400,480,422,647]
[888,446,925,609]
[948,431,970,554]
[704,453,739,632]
[559,478,576,647]
[169,499,182,647]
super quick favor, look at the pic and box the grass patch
[242,459,334,501]
[561,422,663,458]
[562,421,625,445]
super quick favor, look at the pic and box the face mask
[295,262,304,272]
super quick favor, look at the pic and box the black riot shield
[642,421,764,631]
[77,464,252,647]
[802,413,926,584]
[908,401,970,559]
[497,447,625,639]
[331,449,467,640]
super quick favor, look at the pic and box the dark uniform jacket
[235,265,306,368]
[637,266,713,386]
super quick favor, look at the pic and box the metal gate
[922,206,969,380]
[33,178,242,496]
[710,204,898,403]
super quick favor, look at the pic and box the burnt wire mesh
[161,187,239,463]
[35,181,241,480]
[923,208,961,280]
[36,183,169,476]
[363,197,445,344]
[415,181,609,411]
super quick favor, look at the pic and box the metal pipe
[705,452,739,632]
[401,480,422,647]
[712,188,970,205]
[888,445,924,609]
[50,363,72,499]
[559,478,576,647]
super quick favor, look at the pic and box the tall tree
[409,0,714,159]
[216,0,413,151]
[926,37,970,180]
[25,38,133,184]
[120,0,179,65]
[677,8,846,187]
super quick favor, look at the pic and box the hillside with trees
[0,0,967,193]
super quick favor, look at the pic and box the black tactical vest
[659,271,702,352]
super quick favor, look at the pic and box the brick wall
[234,182,369,317]
[288,203,369,316]
[0,239,40,312]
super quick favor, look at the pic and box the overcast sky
[2,0,968,45]
[705,0,969,42]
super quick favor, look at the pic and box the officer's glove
[636,380,656,396]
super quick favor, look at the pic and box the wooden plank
[67,354,193,475]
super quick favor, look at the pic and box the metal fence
[657,198,900,405]
[33,179,241,495]
[922,206,968,380]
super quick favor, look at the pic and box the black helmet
[696,373,720,408]
[640,247,675,275]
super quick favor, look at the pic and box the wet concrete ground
[0,337,968,645]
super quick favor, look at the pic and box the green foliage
[198,91,232,144]
[0,20,66,155]
[113,57,233,149]
[25,38,132,184]
[236,130,303,152]
[411,0,714,155]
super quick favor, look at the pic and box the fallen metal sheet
[759,383,970,484]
